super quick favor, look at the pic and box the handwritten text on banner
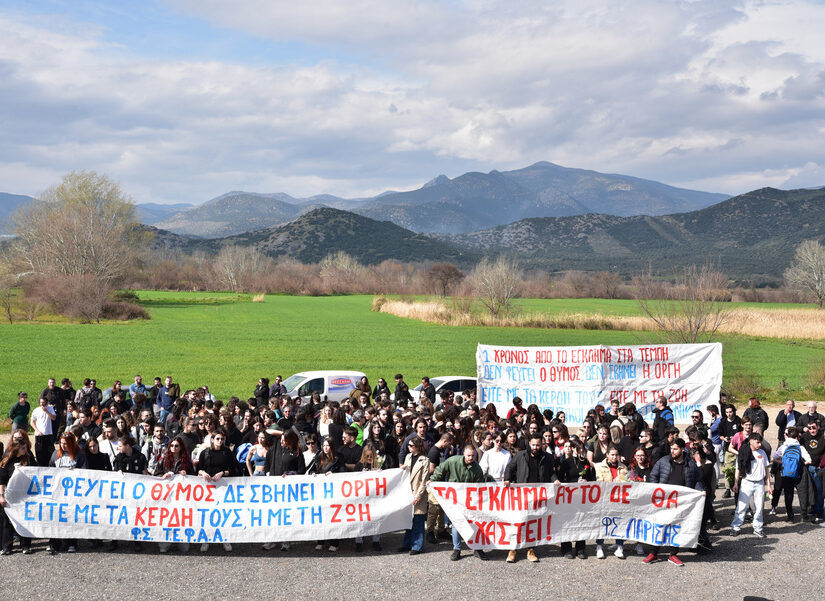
[476,343,723,425]
[4,467,413,543]
[429,481,705,550]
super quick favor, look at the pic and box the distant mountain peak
[423,175,450,188]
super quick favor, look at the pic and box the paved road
[1,498,820,601]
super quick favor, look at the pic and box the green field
[1,291,823,417]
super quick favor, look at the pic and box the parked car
[281,370,366,403]
[393,375,477,403]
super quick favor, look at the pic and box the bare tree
[635,264,733,343]
[11,171,146,283]
[211,245,271,292]
[426,262,465,296]
[784,239,825,308]
[470,256,522,317]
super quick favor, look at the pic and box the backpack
[782,445,803,478]
[78,388,97,410]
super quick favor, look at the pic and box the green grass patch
[1,293,823,417]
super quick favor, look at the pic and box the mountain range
[142,186,825,282]
[148,162,729,237]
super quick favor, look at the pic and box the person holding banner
[431,445,487,561]
[645,438,702,566]
[557,439,595,559]
[594,446,628,560]
[503,434,555,563]
[197,429,237,552]
[311,437,343,552]
[47,432,88,554]
[0,431,35,555]
[400,437,430,555]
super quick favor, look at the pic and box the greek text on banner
[428,481,705,550]
[476,343,723,426]
[4,467,413,543]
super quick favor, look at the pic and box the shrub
[101,300,150,320]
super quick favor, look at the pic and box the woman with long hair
[353,443,383,552]
[246,431,271,476]
[317,403,334,439]
[594,446,628,560]
[587,425,612,465]
[47,433,88,554]
[85,437,112,471]
[365,421,393,469]
[254,378,270,407]
[311,437,342,552]
[628,447,651,482]
[0,430,35,555]
[157,435,194,553]
[552,423,569,456]
[557,440,595,559]
[162,436,195,476]
[401,436,430,555]
[197,429,236,552]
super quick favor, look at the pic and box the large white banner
[477,343,723,426]
[4,467,413,544]
[428,481,704,550]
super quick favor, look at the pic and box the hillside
[183,207,477,266]
[446,187,825,280]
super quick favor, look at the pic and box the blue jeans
[809,465,824,517]
[403,514,426,551]
[451,521,463,551]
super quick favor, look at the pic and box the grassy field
[1,291,823,417]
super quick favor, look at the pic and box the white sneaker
[614,546,625,559]
[315,544,324,551]
[200,543,209,552]
[596,545,605,559]
[222,543,232,551]
[262,542,276,550]
[328,545,338,552]
[635,543,645,556]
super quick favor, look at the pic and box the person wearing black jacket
[776,400,802,443]
[0,433,36,554]
[197,429,237,552]
[557,439,595,559]
[743,397,769,432]
[503,435,555,563]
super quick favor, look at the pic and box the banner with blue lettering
[4,467,413,544]
[477,343,723,426]
[428,481,704,550]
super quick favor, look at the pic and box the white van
[282,370,366,403]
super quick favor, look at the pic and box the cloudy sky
[1,0,824,204]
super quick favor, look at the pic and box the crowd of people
[1,374,824,565]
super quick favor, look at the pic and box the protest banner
[428,481,704,550]
[476,342,722,425]
[3,467,413,544]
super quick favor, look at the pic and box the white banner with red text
[477,342,723,426]
[4,467,413,544]
[429,480,705,550]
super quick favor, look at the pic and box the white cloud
[0,1,824,204]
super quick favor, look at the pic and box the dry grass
[376,298,825,340]
[252,293,266,303]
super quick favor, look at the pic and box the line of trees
[2,171,824,326]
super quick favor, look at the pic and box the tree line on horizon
[1,171,823,325]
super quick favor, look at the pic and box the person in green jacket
[9,392,30,432]
[431,444,487,561]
